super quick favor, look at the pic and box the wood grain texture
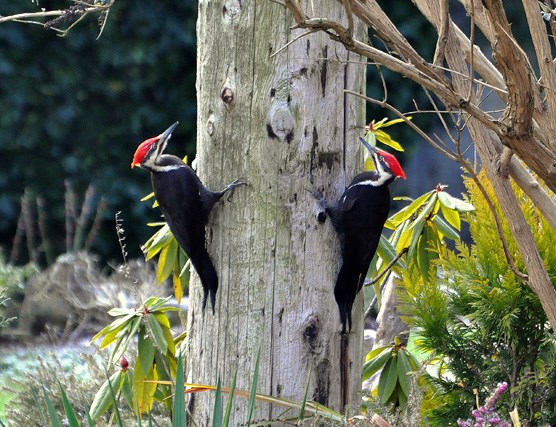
[186,0,366,422]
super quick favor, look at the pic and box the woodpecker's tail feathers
[334,261,360,333]
[189,250,218,314]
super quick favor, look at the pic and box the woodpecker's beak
[359,137,379,167]
[359,136,377,154]
[160,121,179,144]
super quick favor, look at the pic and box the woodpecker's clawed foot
[224,178,248,202]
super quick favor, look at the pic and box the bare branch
[432,0,449,67]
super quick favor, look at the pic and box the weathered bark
[186,0,366,423]
[285,0,556,335]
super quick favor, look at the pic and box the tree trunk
[185,0,366,423]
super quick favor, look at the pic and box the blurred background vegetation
[0,1,527,266]
[0,0,198,264]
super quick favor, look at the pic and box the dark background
[0,1,527,266]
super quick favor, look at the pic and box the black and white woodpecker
[319,137,406,333]
[131,122,245,313]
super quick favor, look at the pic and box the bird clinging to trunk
[319,137,406,333]
[131,122,246,313]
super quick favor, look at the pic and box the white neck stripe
[350,172,392,188]
[147,164,186,173]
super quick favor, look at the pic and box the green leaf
[397,350,412,397]
[407,217,425,261]
[172,353,186,427]
[146,313,168,355]
[362,347,393,381]
[42,385,63,427]
[299,365,311,420]
[433,215,460,241]
[389,191,434,226]
[156,238,178,284]
[246,349,261,425]
[138,325,156,376]
[409,193,438,231]
[376,235,407,272]
[213,376,223,427]
[223,366,237,427]
[58,382,80,427]
[110,317,142,366]
[132,360,158,416]
[377,357,398,404]
[121,369,134,410]
[89,370,124,420]
[417,225,437,281]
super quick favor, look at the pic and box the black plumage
[132,122,245,312]
[319,138,405,333]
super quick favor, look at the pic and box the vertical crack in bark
[321,45,328,97]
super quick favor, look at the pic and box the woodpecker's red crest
[131,122,179,168]
[131,136,159,168]
[375,149,406,180]
[359,137,406,180]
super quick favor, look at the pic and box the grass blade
[42,385,63,427]
[30,385,49,427]
[223,367,238,427]
[58,382,81,427]
[246,349,260,425]
[172,352,186,427]
[298,365,312,421]
[212,376,223,427]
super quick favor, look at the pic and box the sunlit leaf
[389,191,434,227]
[440,201,461,230]
[132,360,158,415]
[156,238,178,284]
[374,129,404,152]
[89,371,124,420]
[409,193,438,231]
[140,192,155,202]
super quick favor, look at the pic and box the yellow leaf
[173,272,184,304]
[374,130,404,152]
[140,192,155,202]
[132,360,158,415]
[375,116,412,128]
[156,238,178,284]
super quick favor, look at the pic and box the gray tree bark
[185,0,366,423]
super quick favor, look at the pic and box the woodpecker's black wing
[151,163,219,312]
[332,171,391,332]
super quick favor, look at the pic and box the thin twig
[270,29,317,58]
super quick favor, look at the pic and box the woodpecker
[131,122,245,313]
[320,137,406,333]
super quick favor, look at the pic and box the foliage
[0,0,198,261]
[90,295,182,418]
[398,171,556,426]
[362,337,421,408]
[2,348,168,426]
[0,252,38,324]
